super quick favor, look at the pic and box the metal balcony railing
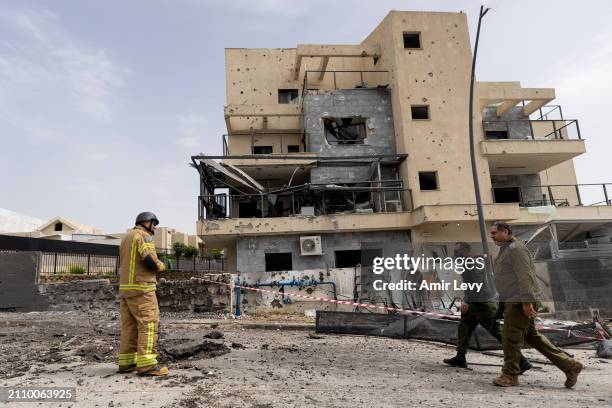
[198,180,412,220]
[483,119,582,140]
[492,183,612,207]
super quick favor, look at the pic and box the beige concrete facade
[196,10,610,271]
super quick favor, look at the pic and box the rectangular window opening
[419,171,438,191]
[403,32,421,49]
[278,89,299,104]
[253,146,273,154]
[411,105,430,120]
[323,117,367,145]
[287,145,300,153]
[493,187,521,203]
[335,250,362,268]
[265,252,293,272]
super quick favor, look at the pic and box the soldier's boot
[117,364,137,373]
[564,361,583,389]
[519,356,533,374]
[443,352,467,369]
[493,373,519,387]
[137,364,169,377]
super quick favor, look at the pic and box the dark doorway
[493,187,521,203]
[265,253,293,272]
[239,201,260,218]
[253,146,273,154]
[485,130,509,140]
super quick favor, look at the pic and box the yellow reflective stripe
[136,354,158,368]
[138,242,155,255]
[146,322,154,354]
[119,284,156,292]
[129,236,137,284]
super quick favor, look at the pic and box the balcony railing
[483,119,581,140]
[198,180,411,220]
[492,183,612,207]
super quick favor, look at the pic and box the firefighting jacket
[119,225,165,297]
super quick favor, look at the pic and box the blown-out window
[323,117,367,145]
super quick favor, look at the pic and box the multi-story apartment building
[193,11,612,316]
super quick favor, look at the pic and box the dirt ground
[1,311,611,408]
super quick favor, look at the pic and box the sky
[1,0,611,234]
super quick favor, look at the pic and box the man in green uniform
[491,222,583,387]
[443,242,531,373]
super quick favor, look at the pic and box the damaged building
[192,11,612,318]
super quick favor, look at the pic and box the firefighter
[117,212,168,376]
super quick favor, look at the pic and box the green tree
[173,242,186,259]
[184,245,199,259]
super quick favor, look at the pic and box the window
[323,117,367,145]
[238,201,260,218]
[403,32,421,49]
[493,187,521,203]
[418,171,438,191]
[287,145,300,153]
[486,130,509,140]
[253,146,273,154]
[278,89,299,104]
[54,222,63,231]
[265,252,293,272]
[411,105,430,120]
[335,250,362,268]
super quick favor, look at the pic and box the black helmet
[135,212,159,226]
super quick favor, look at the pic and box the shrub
[173,242,186,258]
[69,265,86,275]
[184,245,199,258]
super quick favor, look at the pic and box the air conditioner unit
[385,200,402,212]
[300,236,323,256]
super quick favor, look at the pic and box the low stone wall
[38,276,231,312]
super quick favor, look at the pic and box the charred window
[278,89,299,104]
[265,252,293,272]
[493,187,521,203]
[323,117,367,145]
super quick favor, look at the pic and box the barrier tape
[196,277,607,342]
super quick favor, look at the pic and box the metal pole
[468,5,494,288]
[604,184,609,205]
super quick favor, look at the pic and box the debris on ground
[597,339,612,359]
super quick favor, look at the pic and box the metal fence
[39,252,119,277]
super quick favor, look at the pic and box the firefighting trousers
[118,291,160,369]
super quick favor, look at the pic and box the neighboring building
[193,11,612,316]
[152,227,203,254]
[0,208,46,234]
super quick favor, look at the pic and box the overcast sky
[1,0,611,234]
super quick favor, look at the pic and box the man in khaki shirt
[491,222,582,388]
[118,212,168,376]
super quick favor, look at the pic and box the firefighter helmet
[135,212,159,226]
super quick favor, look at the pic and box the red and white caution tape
[196,277,607,342]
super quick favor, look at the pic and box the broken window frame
[323,117,368,145]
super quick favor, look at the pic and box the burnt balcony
[198,180,411,221]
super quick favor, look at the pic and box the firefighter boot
[137,364,169,377]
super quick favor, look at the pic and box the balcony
[198,180,410,221]
[481,119,586,175]
[492,183,612,208]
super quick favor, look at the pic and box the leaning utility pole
[468,5,494,286]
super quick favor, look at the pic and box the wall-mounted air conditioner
[300,236,323,256]
[385,200,402,212]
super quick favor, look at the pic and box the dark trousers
[457,301,501,354]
